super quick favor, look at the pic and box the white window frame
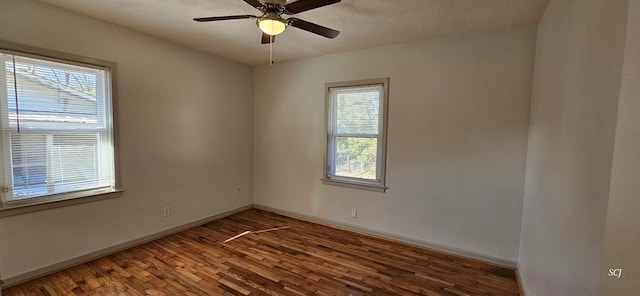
[322,78,389,192]
[0,39,120,216]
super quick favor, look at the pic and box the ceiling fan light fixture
[257,17,286,36]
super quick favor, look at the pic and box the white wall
[519,0,629,295]
[0,0,253,282]
[602,0,640,294]
[254,25,537,263]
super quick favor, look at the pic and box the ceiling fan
[194,0,341,44]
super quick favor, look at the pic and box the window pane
[11,134,47,199]
[9,133,103,199]
[335,137,378,180]
[335,87,380,134]
[5,56,104,131]
[50,134,101,192]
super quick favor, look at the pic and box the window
[0,42,117,209]
[323,78,389,192]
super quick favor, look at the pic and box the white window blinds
[328,84,383,181]
[0,50,115,207]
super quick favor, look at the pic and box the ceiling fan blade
[243,0,264,9]
[261,33,276,44]
[285,0,341,14]
[194,15,257,22]
[288,18,340,39]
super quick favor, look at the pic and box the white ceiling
[35,0,549,66]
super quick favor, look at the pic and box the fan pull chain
[269,35,274,65]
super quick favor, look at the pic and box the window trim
[0,39,121,215]
[322,78,390,192]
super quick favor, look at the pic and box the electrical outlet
[163,206,170,217]
[351,208,357,219]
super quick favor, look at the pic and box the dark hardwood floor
[4,209,521,295]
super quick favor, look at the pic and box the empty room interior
[0,0,638,295]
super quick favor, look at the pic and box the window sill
[0,189,123,218]
[321,178,387,192]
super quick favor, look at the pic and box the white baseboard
[1,204,253,289]
[516,262,529,296]
[253,204,518,268]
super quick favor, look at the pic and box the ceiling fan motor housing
[262,0,288,5]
